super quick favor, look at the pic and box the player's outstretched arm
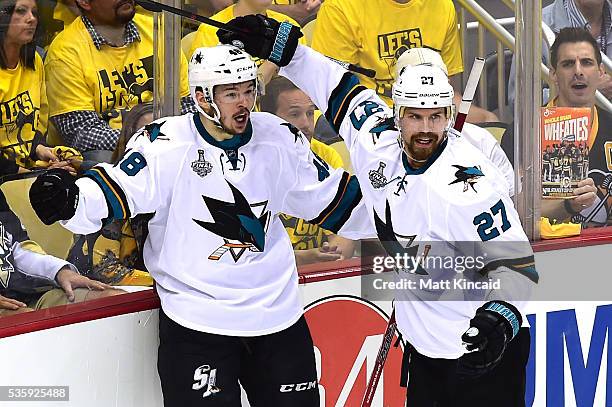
[30,125,171,234]
[275,124,374,240]
[216,15,387,151]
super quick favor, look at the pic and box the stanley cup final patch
[192,149,213,178]
[369,161,400,189]
[369,162,388,188]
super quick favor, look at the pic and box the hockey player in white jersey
[28,44,366,406]
[217,16,538,406]
[396,47,516,196]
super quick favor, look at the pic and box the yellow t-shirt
[187,5,305,60]
[281,138,344,249]
[45,13,190,131]
[52,0,79,30]
[312,0,463,105]
[0,53,47,167]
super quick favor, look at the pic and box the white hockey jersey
[62,112,364,336]
[462,123,515,197]
[281,45,538,358]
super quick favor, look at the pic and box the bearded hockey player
[28,44,366,406]
[217,16,538,406]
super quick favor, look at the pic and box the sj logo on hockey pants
[192,364,221,398]
[279,381,317,392]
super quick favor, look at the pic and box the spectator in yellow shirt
[185,0,306,86]
[269,0,321,26]
[312,0,497,123]
[0,0,74,171]
[261,76,356,265]
[44,1,193,156]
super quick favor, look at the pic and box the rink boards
[1,233,611,407]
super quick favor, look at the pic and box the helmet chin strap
[192,89,223,125]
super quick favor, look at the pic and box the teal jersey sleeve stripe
[325,72,367,133]
[84,167,131,221]
[479,255,539,283]
[310,174,363,233]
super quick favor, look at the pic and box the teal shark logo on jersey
[144,121,165,141]
[369,117,396,144]
[449,165,484,192]
[373,200,428,275]
[193,181,270,262]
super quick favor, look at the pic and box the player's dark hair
[550,27,602,68]
[260,76,300,114]
[0,0,39,69]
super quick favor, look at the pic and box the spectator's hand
[598,72,612,100]
[55,266,110,302]
[35,145,59,162]
[35,146,82,175]
[0,294,27,311]
[269,0,320,25]
[295,242,342,265]
[46,160,77,176]
[216,14,303,67]
[297,0,323,15]
[29,168,80,225]
[569,177,597,213]
[320,241,344,260]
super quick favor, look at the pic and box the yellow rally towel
[539,217,581,239]
[117,270,154,287]
[34,146,84,169]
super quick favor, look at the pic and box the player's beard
[403,132,443,162]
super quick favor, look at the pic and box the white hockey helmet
[395,47,448,77]
[189,44,258,124]
[392,63,455,130]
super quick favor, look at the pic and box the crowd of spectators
[1,0,611,318]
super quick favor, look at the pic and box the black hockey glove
[216,14,303,67]
[456,300,522,380]
[29,168,79,225]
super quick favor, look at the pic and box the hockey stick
[360,308,397,407]
[360,58,486,407]
[134,0,377,78]
[137,0,247,33]
[452,57,485,132]
[208,242,252,260]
